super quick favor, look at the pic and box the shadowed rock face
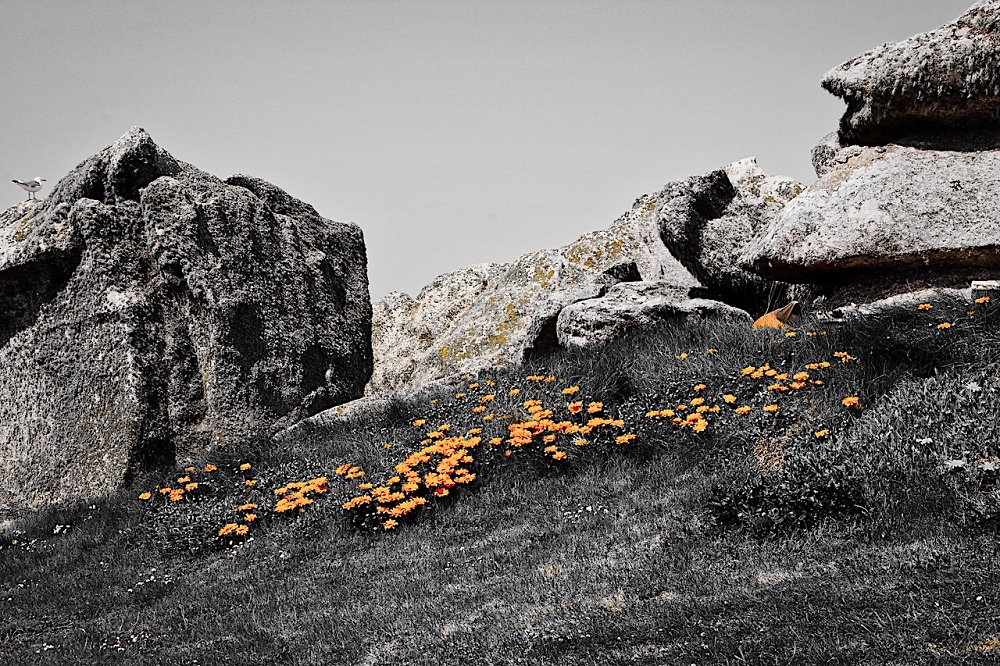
[656,158,803,314]
[823,1,1000,145]
[0,127,371,513]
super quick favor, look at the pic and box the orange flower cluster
[275,476,329,513]
[335,463,365,480]
[341,432,481,529]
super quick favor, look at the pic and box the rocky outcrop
[742,132,1000,285]
[366,192,698,396]
[656,158,803,311]
[823,1,1000,145]
[556,281,752,350]
[0,127,371,512]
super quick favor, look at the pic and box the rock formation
[556,281,752,350]
[743,2,1000,306]
[0,128,371,512]
[743,137,1000,283]
[657,158,803,312]
[823,1,1000,145]
[366,192,699,396]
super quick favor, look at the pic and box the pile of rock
[743,0,1000,305]
[366,163,797,396]
[0,128,372,512]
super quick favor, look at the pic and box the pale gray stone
[823,1,1000,144]
[0,127,371,513]
[366,192,699,396]
[742,142,1000,282]
[556,281,752,350]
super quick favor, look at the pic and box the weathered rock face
[556,281,752,350]
[0,128,371,512]
[742,138,1000,284]
[823,1,1000,145]
[656,158,803,312]
[366,193,698,396]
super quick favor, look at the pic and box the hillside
[2,294,998,665]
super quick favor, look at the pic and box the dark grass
[2,296,999,664]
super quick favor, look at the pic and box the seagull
[12,177,46,200]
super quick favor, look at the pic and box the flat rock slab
[824,1,1000,144]
[743,142,1000,282]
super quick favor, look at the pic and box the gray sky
[1,1,973,299]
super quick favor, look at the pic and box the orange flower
[763,404,779,414]
[937,322,952,330]
[616,433,637,444]
[561,386,580,396]
[842,396,862,409]
[509,388,520,396]
[472,405,486,413]
[169,488,185,502]
[574,439,587,447]
[690,397,705,406]
[481,394,495,402]
[587,402,603,414]
[918,303,932,311]
[723,394,737,404]
[138,492,151,501]
[814,429,830,438]
[567,401,583,414]
[383,519,399,530]
[237,503,258,511]
[218,523,240,537]
[676,353,688,360]
[184,482,198,492]
[705,349,717,354]
[552,450,568,461]
[239,463,251,471]
[468,382,479,389]
[244,513,258,522]
[692,420,708,433]
[245,480,257,487]
[455,392,466,398]
[177,476,191,484]
[184,466,195,473]
[413,419,426,427]
[204,464,217,472]
[975,295,991,304]
[785,331,797,338]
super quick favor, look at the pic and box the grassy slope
[2,297,999,665]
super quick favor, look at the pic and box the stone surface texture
[823,1,1000,145]
[656,158,803,310]
[556,281,752,350]
[366,192,698,396]
[0,127,371,513]
[742,140,1000,283]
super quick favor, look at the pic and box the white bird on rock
[12,177,46,200]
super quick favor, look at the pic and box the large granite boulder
[556,281,753,350]
[656,158,803,312]
[823,1,1000,145]
[0,128,371,512]
[742,132,1000,285]
[366,192,698,396]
